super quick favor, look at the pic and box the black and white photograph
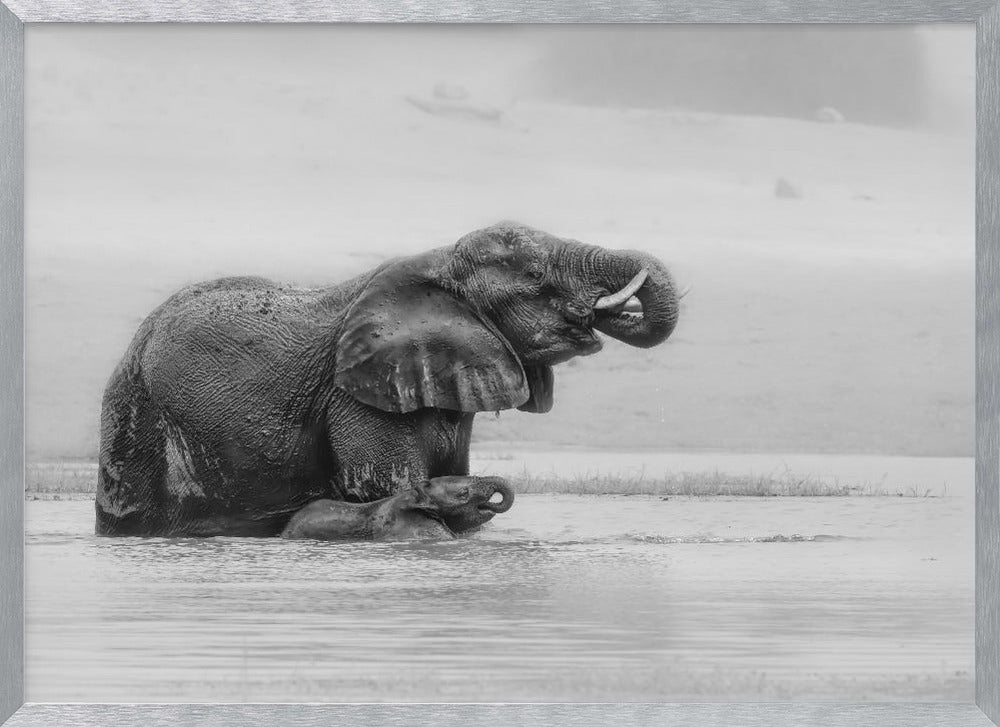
[23,24,975,702]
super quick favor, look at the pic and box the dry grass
[26,462,97,497]
[25,461,937,499]
[508,468,937,497]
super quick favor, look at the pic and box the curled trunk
[479,476,515,514]
[590,249,679,348]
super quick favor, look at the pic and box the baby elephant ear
[335,268,530,413]
[410,480,433,505]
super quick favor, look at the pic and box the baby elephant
[281,475,514,541]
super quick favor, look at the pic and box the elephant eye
[458,487,470,499]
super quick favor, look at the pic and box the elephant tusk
[594,268,649,310]
[623,285,686,313]
[621,297,643,314]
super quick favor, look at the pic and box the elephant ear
[403,481,448,522]
[334,268,531,413]
[517,365,554,413]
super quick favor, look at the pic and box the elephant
[95,221,680,537]
[280,475,514,541]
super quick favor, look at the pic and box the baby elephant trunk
[477,476,515,514]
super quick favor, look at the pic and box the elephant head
[409,475,515,533]
[334,221,680,414]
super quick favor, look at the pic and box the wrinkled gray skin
[281,475,514,541]
[96,221,680,537]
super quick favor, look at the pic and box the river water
[25,455,974,702]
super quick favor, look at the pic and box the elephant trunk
[478,476,515,514]
[589,249,679,348]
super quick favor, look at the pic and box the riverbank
[26,451,972,499]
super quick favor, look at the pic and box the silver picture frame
[1,2,997,726]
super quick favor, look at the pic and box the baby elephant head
[410,475,515,534]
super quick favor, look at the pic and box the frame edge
[0,0,24,724]
[1,0,998,23]
[2,3,998,727]
[977,1,1000,723]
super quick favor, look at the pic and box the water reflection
[26,493,973,702]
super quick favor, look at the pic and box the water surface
[26,484,973,701]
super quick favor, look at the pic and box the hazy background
[23,25,977,704]
[25,24,974,462]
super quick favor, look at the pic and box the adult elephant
[96,222,680,536]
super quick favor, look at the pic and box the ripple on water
[24,494,974,702]
[624,533,860,545]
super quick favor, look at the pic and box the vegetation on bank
[25,461,938,499]
[507,468,938,497]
